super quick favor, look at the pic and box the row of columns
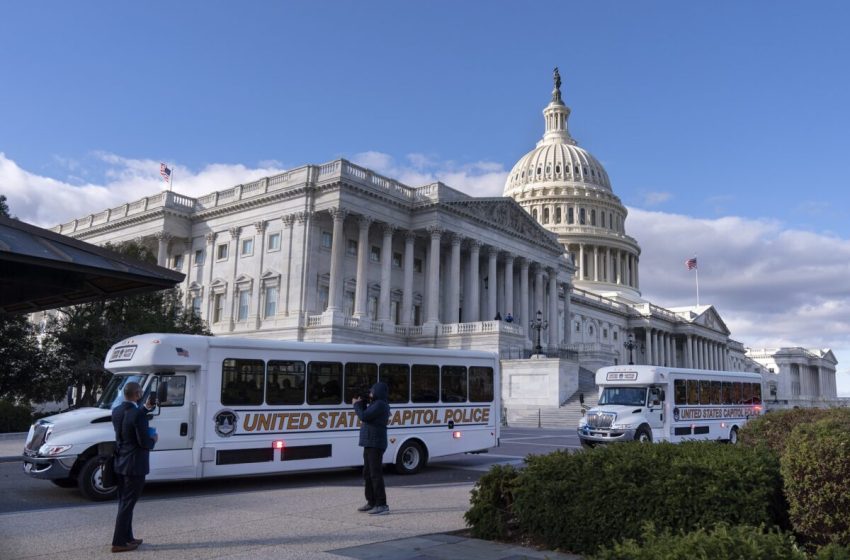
[570,244,638,289]
[638,328,729,370]
[793,364,837,398]
[528,203,623,233]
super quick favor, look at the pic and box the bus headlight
[42,444,72,456]
[611,423,635,430]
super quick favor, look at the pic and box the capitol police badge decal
[213,409,239,437]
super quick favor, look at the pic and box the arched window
[537,167,542,175]
[546,165,551,174]
[579,208,586,225]
[532,208,538,220]
[567,207,574,224]
[601,212,606,228]
[609,212,614,230]
[591,209,596,226]
[543,208,550,224]
[555,207,562,223]
[555,165,561,174]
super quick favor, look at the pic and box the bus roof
[596,365,763,386]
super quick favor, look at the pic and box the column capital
[382,223,397,236]
[503,252,515,263]
[467,239,482,250]
[404,230,417,243]
[205,232,216,244]
[519,256,530,270]
[154,231,173,241]
[254,220,267,234]
[229,226,241,239]
[282,213,296,227]
[357,215,373,229]
[427,225,443,238]
[296,210,313,224]
[450,233,464,246]
[328,207,349,222]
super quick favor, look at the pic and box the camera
[355,386,371,402]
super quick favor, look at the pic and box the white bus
[22,333,500,500]
[578,365,764,447]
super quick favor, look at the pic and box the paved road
[0,427,580,514]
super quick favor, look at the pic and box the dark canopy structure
[0,215,185,314]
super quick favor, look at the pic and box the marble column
[468,240,481,322]
[520,258,530,343]
[562,282,571,346]
[425,227,442,325]
[593,246,599,281]
[548,268,559,348]
[578,244,584,281]
[504,253,515,318]
[644,328,652,366]
[353,216,372,319]
[488,248,498,319]
[155,231,172,267]
[615,250,622,284]
[378,224,395,323]
[326,208,348,313]
[448,234,462,324]
[401,231,415,326]
[204,232,216,320]
[253,221,267,327]
[534,266,544,323]
[228,226,241,330]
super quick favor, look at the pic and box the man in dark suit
[111,381,157,553]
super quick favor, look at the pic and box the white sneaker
[367,505,389,515]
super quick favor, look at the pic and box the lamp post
[530,310,548,355]
[624,333,636,365]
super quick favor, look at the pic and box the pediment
[261,269,280,280]
[692,306,730,335]
[443,198,562,252]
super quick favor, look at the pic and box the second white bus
[22,333,500,500]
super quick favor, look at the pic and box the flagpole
[695,256,700,307]
[169,164,173,192]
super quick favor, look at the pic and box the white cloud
[641,190,672,206]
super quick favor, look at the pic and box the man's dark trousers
[362,447,386,507]
[112,473,145,546]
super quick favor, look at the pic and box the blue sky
[2,1,849,392]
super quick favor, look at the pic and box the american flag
[160,163,172,184]
[176,347,189,357]
[685,257,698,270]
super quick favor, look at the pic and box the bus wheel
[51,478,77,488]
[580,440,596,450]
[634,426,652,443]
[395,440,425,474]
[77,456,117,501]
[728,427,739,445]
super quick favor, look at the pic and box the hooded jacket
[354,382,391,450]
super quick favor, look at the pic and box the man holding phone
[110,381,157,553]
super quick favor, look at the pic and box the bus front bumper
[577,426,636,444]
[21,454,75,480]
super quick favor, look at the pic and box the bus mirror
[659,390,666,402]
[579,392,585,405]
[157,381,169,405]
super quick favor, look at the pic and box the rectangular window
[379,363,410,404]
[710,381,722,404]
[469,366,494,402]
[267,232,281,251]
[266,360,305,405]
[221,358,264,405]
[346,239,357,256]
[307,362,342,405]
[238,290,250,321]
[742,382,753,404]
[318,286,329,312]
[411,364,439,403]
[699,380,711,405]
[344,363,377,404]
[343,291,354,316]
[752,383,762,404]
[567,207,574,224]
[264,286,278,318]
[216,243,228,261]
[368,296,378,320]
[172,254,184,269]
[194,249,205,265]
[731,382,742,404]
[413,305,422,326]
[213,293,225,323]
[722,382,733,405]
[687,379,700,405]
[674,379,687,405]
[390,301,399,324]
[441,365,467,403]
[413,258,423,273]
[191,296,202,317]
[392,252,402,268]
[321,231,332,249]
[370,245,381,262]
[241,238,254,256]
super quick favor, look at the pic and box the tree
[0,314,66,404]
[0,194,10,217]
[46,240,210,405]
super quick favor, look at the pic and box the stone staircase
[506,367,599,429]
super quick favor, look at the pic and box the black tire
[728,426,739,445]
[580,440,597,450]
[395,440,426,474]
[77,455,117,501]
[50,478,77,488]
[634,426,652,443]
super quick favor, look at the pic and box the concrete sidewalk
[2,432,578,559]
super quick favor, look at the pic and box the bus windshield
[97,374,148,409]
[598,387,647,407]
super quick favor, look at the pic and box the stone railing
[571,288,634,315]
[566,342,616,354]
[52,190,198,235]
[632,302,681,323]
[438,321,524,336]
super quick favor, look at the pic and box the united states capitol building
[51,71,840,419]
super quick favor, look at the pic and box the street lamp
[530,310,548,355]
[624,333,636,365]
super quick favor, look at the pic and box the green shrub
[510,442,785,555]
[590,523,806,560]
[782,409,850,547]
[815,543,850,560]
[464,463,519,540]
[739,408,830,456]
[0,399,33,432]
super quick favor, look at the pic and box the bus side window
[307,362,342,405]
[687,380,700,405]
[674,380,687,405]
[267,360,305,405]
[722,382,732,405]
[160,376,186,407]
[441,366,467,403]
[411,365,439,403]
[344,363,377,404]
[742,382,753,404]
[221,358,264,406]
[710,381,721,405]
[379,363,410,404]
[752,383,762,404]
[469,367,494,402]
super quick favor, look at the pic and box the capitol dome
[504,69,642,300]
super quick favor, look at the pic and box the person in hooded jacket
[353,382,391,515]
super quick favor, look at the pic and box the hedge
[0,400,32,433]
[466,441,786,555]
[781,409,850,548]
[739,408,830,457]
[590,523,806,560]
[464,464,519,540]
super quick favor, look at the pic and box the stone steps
[506,367,600,429]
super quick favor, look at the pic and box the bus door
[647,385,665,434]
[147,373,196,452]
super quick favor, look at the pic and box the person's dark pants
[362,447,386,507]
[112,473,145,546]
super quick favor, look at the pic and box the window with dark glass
[221,358,264,405]
[307,362,342,405]
[731,382,742,404]
[674,379,687,405]
[266,360,305,405]
[344,362,377,404]
[742,382,753,404]
[687,379,700,405]
[722,382,733,404]
[158,375,187,407]
[469,367,494,402]
[379,364,410,404]
[411,364,439,403]
[710,381,722,404]
[441,365,467,402]
[699,380,711,405]
[752,383,762,404]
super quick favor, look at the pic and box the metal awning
[0,215,185,314]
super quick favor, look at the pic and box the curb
[0,432,27,440]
